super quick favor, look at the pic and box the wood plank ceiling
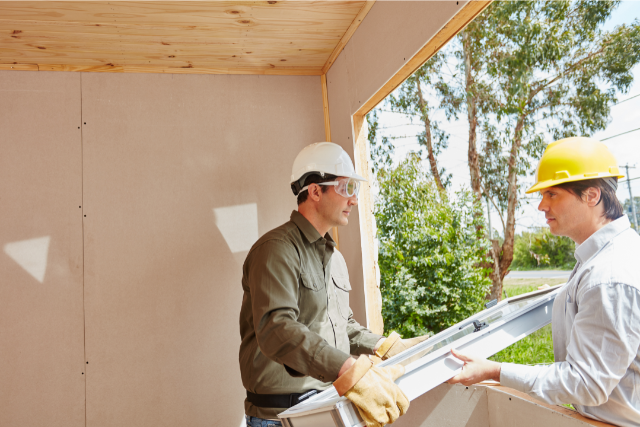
[0,1,374,75]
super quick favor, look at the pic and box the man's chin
[547,222,561,236]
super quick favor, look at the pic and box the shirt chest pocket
[564,286,578,318]
[300,272,325,292]
[299,272,326,320]
[332,276,351,320]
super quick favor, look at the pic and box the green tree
[395,1,640,300]
[375,157,491,336]
[387,53,452,190]
[622,196,640,230]
[367,108,394,177]
[512,228,575,270]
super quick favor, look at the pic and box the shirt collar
[290,210,336,247]
[574,215,630,264]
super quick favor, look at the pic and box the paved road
[507,270,572,279]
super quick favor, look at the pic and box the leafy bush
[375,157,492,337]
[511,228,575,270]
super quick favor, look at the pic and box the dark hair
[555,178,624,221]
[296,173,337,205]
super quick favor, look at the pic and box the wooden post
[352,113,384,334]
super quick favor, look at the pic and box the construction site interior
[0,1,611,426]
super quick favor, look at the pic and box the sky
[373,1,640,236]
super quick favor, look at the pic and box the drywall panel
[81,73,326,427]
[0,71,85,427]
[326,1,470,330]
[393,383,490,427]
[331,1,466,114]
[487,387,613,427]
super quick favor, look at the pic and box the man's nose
[349,195,358,206]
[538,198,547,212]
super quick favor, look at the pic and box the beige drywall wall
[394,383,490,427]
[0,71,85,427]
[390,384,611,427]
[326,1,469,329]
[79,73,326,427]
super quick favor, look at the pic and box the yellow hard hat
[526,137,625,194]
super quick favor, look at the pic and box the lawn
[488,277,566,365]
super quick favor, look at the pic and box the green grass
[489,281,559,365]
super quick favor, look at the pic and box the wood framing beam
[356,0,491,116]
[352,113,383,334]
[322,73,342,250]
[321,74,332,142]
[321,1,376,74]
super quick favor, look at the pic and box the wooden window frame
[322,1,491,333]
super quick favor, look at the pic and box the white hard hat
[290,142,366,195]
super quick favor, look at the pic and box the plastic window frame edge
[278,285,564,421]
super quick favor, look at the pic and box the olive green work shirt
[239,210,382,419]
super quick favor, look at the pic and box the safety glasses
[301,177,361,198]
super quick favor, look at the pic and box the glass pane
[385,291,552,368]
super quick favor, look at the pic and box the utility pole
[625,164,638,232]
[486,197,493,239]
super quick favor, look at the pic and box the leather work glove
[333,355,409,427]
[375,331,430,361]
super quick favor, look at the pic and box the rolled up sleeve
[248,240,350,382]
[501,283,640,406]
[346,311,383,355]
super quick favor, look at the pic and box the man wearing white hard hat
[448,137,640,427]
[239,142,424,427]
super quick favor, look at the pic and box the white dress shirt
[500,215,640,427]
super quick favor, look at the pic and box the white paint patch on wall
[213,203,259,254]
[4,236,51,283]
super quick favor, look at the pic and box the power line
[600,127,640,141]
[614,93,640,106]
[379,123,423,129]
[386,135,421,140]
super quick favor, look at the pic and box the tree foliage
[622,196,640,229]
[387,0,640,300]
[375,157,492,336]
[387,53,452,190]
[512,228,575,270]
[367,109,394,177]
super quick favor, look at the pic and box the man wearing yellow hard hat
[448,137,640,427]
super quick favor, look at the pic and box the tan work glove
[375,331,430,361]
[334,355,409,427]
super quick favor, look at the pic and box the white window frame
[278,285,563,427]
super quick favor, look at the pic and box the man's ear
[308,183,323,202]
[584,187,601,207]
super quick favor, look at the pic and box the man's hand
[375,331,430,360]
[447,348,501,386]
[334,355,409,427]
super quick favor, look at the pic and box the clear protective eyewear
[300,177,361,198]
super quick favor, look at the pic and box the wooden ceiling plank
[0,28,343,45]
[321,0,375,74]
[2,39,333,56]
[0,2,364,28]
[0,62,38,70]
[32,62,322,76]
[0,1,372,75]
[0,51,328,70]
[1,33,338,54]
